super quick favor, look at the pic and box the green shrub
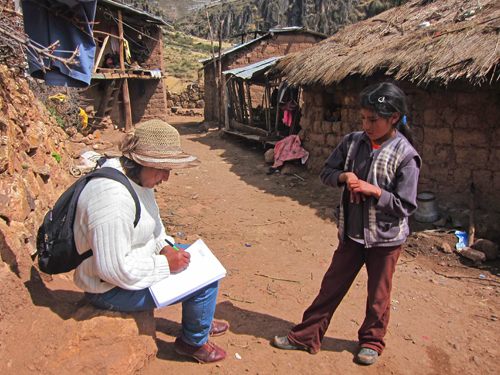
[51,153,61,163]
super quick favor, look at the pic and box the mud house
[81,0,170,130]
[201,27,327,124]
[271,0,500,237]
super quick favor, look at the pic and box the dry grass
[274,0,500,87]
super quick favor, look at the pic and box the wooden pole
[122,79,133,130]
[274,82,281,133]
[118,11,132,130]
[118,11,125,71]
[246,82,253,128]
[468,182,476,247]
[218,18,224,129]
[223,75,229,130]
[265,78,271,132]
[206,10,218,124]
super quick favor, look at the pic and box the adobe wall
[298,78,500,237]
[118,26,168,125]
[204,33,324,121]
[83,15,167,127]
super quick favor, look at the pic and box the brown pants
[287,238,402,355]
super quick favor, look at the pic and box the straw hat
[124,120,200,169]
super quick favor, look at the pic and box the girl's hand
[340,172,364,204]
[348,179,382,201]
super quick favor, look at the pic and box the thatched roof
[273,0,500,87]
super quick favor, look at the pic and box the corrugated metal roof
[200,27,327,64]
[98,0,172,27]
[223,56,282,80]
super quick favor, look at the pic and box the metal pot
[414,191,440,223]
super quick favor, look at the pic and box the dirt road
[137,118,499,374]
[3,117,497,375]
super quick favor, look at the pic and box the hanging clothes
[110,25,120,54]
[272,135,309,169]
[282,110,293,127]
[21,0,97,87]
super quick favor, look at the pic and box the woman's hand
[160,246,191,273]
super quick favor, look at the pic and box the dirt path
[136,118,499,374]
[2,117,497,375]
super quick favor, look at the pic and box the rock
[44,303,157,375]
[440,242,453,254]
[264,149,274,163]
[456,247,486,263]
[471,239,499,260]
[71,133,84,143]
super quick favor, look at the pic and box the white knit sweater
[73,158,173,293]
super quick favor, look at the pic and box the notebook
[149,238,227,309]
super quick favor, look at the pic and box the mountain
[172,0,408,40]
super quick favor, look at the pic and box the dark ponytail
[359,82,414,145]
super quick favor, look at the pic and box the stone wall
[204,32,324,121]
[167,84,204,110]
[297,77,500,237]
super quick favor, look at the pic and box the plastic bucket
[414,191,439,223]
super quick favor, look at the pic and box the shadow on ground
[154,300,358,361]
[170,120,340,223]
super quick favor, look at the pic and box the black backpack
[35,158,141,274]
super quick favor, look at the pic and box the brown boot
[174,337,226,364]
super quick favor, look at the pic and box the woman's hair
[119,133,142,184]
[359,82,414,145]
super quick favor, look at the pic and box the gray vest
[338,131,420,248]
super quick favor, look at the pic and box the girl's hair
[359,82,414,145]
[119,134,142,184]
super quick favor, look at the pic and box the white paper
[149,238,226,309]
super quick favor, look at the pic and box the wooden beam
[93,35,109,73]
[230,119,267,136]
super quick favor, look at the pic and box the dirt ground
[3,116,500,374]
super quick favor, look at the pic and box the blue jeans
[85,281,219,346]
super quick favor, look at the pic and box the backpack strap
[87,167,141,227]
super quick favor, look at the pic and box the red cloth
[272,135,309,168]
[282,110,293,127]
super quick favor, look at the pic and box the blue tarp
[22,0,97,87]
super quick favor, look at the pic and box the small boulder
[439,242,453,254]
[264,149,274,164]
[471,239,499,260]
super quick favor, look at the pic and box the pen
[165,238,181,251]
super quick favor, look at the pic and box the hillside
[174,0,408,41]
[162,29,232,91]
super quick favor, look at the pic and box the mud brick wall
[127,27,168,123]
[85,17,168,126]
[298,78,500,237]
[204,32,324,121]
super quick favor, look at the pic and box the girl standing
[273,82,421,365]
